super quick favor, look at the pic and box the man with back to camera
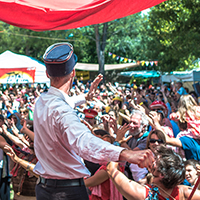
[33,42,154,200]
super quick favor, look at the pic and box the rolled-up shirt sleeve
[59,109,124,163]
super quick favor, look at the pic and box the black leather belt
[38,177,85,187]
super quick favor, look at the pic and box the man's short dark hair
[184,159,199,170]
[93,129,110,137]
[155,146,185,189]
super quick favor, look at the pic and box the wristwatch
[113,141,121,146]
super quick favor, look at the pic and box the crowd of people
[0,42,200,200]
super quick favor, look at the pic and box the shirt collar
[48,86,75,108]
[136,131,149,141]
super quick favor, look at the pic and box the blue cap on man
[43,42,78,77]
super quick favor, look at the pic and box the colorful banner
[0,68,36,83]
[108,52,158,66]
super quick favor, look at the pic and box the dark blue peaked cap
[43,42,78,77]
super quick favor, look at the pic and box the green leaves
[145,0,200,72]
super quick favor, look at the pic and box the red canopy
[0,0,165,31]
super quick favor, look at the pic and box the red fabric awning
[0,0,166,31]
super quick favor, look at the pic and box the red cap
[84,109,98,119]
[150,100,168,116]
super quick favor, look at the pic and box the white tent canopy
[75,62,138,71]
[0,50,50,84]
[162,68,200,83]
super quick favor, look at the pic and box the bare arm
[165,135,183,147]
[20,119,34,141]
[4,145,39,178]
[119,149,154,169]
[84,168,109,187]
[106,162,146,200]
[0,135,9,149]
[1,94,13,114]
[85,74,103,101]
[178,185,200,200]
[160,85,168,104]
[1,125,27,149]
[148,112,183,147]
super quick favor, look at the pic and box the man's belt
[38,177,85,187]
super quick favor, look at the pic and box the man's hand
[119,149,154,169]
[85,74,103,101]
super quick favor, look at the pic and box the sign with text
[76,71,90,81]
[0,68,36,83]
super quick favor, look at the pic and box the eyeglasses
[149,139,164,144]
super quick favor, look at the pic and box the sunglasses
[150,139,164,144]
[20,111,28,114]
[152,108,164,111]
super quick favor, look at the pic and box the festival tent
[161,69,200,83]
[0,50,50,84]
[75,62,138,71]
[161,69,200,93]
[0,0,166,31]
[120,70,161,78]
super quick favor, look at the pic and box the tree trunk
[94,23,108,82]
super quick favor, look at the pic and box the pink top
[89,165,124,200]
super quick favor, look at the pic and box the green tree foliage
[0,22,85,61]
[144,0,200,72]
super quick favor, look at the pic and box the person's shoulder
[178,184,193,199]
[180,136,200,145]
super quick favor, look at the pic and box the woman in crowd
[170,94,200,139]
[146,129,166,153]
[106,145,200,200]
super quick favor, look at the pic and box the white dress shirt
[33,86,124,179]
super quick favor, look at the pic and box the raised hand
[115,123,131,144]
[4,145,17,162]
[2,124,7,132]
[109,116,118,134]
[85,74,103,101]
[20,118,27,132]
[101,114,110,123]
[80,118,94,133]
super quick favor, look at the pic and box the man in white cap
[33,42,154,200]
